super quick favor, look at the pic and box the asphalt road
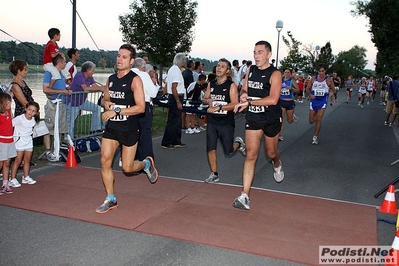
[1,89,398,265]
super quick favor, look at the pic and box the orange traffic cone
[380,185,398,214]
[385,230,399,266]
[65,146,77,168]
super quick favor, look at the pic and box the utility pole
[72,0,77,48]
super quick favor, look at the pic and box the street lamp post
[342,60,345,78]
[315,45,320,56]
[275,20,283,69]
[313,45,320,72]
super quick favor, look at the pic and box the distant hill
[0,41,218,72]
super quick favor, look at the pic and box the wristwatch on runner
[114,107,121,116]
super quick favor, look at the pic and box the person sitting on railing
[42,54,72,160]
[66,61,105,139]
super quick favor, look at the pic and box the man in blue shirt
[42,54,71,135]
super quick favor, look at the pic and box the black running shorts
[102,126,140,147]
[206,123,235,155]
[245,118,282,138]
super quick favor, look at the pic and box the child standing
[9,102,40,187]
[0,92,17,195]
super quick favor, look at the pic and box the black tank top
[106,71,140,132]
[208,79,235,126]
[246,65,281,123]
[11,81,34,117]
[333,77,340,87]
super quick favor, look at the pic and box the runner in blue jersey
[305,65,335,145]
[278,68,299,141]
[345,75,354,103]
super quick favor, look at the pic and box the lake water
[0,69,113,118]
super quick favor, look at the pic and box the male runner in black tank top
[232,40,284,210]
[331,72,341,105]
[202,58,246,184]
[95,44,158,214]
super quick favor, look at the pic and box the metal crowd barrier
[66,90,104,140]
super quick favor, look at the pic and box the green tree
[98,58,107,69]
[279,31,308,72]
[352,0,399,76]
[119,0,198,83]
[334,45,368,78]
[317,42,334,70]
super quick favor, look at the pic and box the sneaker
[389,123,393,127]
[95,197,118,214]
[1,185,13,194]
[384,121,389,126]
[161,144,176,149]
[22,176,36,185]
[367,101,370,105]
[358,101,361,106]
[143,156,158,184]
[45,151,58,162]
[204,172,219,183]
[312,136,318,145]
[293,114,299,123]
[192,127,201,133]
[174,143,186,148]
[235,136,246,156]
[185,128,194,134]
[278,135,283,141]
[8,178,21,188]
[119,157,122,167]
[233,192,250,210]
[360,105,363,109]
[199,126,206,131]
[272,160,284,183]
[0,173,2,181]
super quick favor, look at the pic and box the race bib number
[110,104,129,122]
[212,101,228,115]
[281,88,290,96]
[247,97,265,113]
[314,88,326,97]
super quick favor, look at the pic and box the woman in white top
[357,77,367,108]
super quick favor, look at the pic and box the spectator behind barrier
[66,61,105,139]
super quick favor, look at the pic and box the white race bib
[247,97,265,113]
[212,101,228,115]
[110,104,129,121]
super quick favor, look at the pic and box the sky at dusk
[0,0,377,69]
